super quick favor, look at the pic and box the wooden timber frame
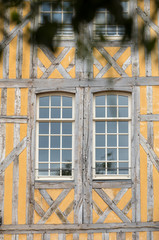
[0,0,159,239]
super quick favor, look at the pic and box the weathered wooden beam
[95,189,131,223]
[34,181,74,189]
[1,222,159,234]
[0,137,27,173]
[140,133,159,172]
[139,114,159,121]
[37,189,71,224]
[137,7,159,36]
[93,181,132,189]
[34,202,45,218]
[0,116,28,123]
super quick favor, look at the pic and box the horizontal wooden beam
[139,114,159,122]
[93,180,132,189]
[0,222,159,234]
[1,77,159,88]
[0,116,28,123]
[35,181,74,189]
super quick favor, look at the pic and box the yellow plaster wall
[7,88,15,115]
[9,37,17,79]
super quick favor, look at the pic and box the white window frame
[93,92,131,180]
[93,0,129,39]
[39,0,74,39]
[35,92,75,181]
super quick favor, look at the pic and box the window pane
[96,148,105,160]
[107,26,116,35]
[119,148,128,161]
[51,108,60,118]
[39,122,49,134]
[119,162,128,174]
[39,108,49,118]
[62,122,72,134]
[96,107,105,118]
[121,2,128,11]
[39,163,48,175]
[95,13,105,24]
[96,121,105,133]
[39,96,49,106]
[51,122,60,134]
[41,13,51,23]
[52,2,62,11]
[118,26,125,35]
[107,95,117,105]
[50,164,60,175]
[62,150,72,162]
[52,13,62,23]
[118,107,128,117]
[107,107,117,117]
[107,148,117,161]
[39,136,49,148]
[119,121,128,133]
[62,108,72,118]
[39,150,48,162]
[107,135,117,147]
[96,135,105,147]
[62,96,72,106]
[63,13,72,24]
[50,150,60,162]
[107,121,117,133]
[119,135,128,147]
[96,162,105,174]
[51,136,60,148]
[51,96,61,106]
[107,162,117,174]
[62,136,72,148]
[118,95,128,105]
[42,2,51,11]
[62,163,72,176]
[96,96,105,105]
[63,1,73,11]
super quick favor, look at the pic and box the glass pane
[63,13,72,24]
[39,122,49,134]
[50,164,60,175]
[118,107,128,117]
[51,136,60,148]
[118,26,125,35]
[95,25,105,35]
[96,148,105,160]
[107,148,117,161]
[62,136,72,148]
[119,148,128,161]
[41,13,51,23]
[62,150,72,162]
[39,150,48,162]
[107,25,116,35]
[119,121,128,133]
[96,121,105,133]
[96,135,105,147]
[52,13,62,23]
[62,108,72,118]
[50,150,60,162]
[107,95,117,105]
[62,96,72,106]
[52,2,62,11]
[118,95,128,105]
[107,107,117,117]
[107,135,117,147]
[119,135,128,147]
[42,2,51,11]
[95,13,105,24]
[51,122,60,134]
[51,108,60,118]
[39,108,49,118]
[51,96,61,106]
[96,162,105,174]
[107,121,117,133]
[107,162,117,174]
[62,163,72,176]
[62,122,72,134]
[63,1,73,11]
[96,96,105,105]
[107,12,115,24]
[39,96,49,106]
[96,107,105,117]
[119,162,128,174]
[39,163,48,175]
[39,136,49,148]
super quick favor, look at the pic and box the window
[93,1,129,37]
[93,93,131,179]
[40,1,73,38]
[36,93,74,180]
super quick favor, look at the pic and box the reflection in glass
[119,135,128,147]
[51,108,60,118]
[39,96,49,106]
[62,136,72,148]
[96,107,105,117]
[39,163,48,175]
[62,96,72,106]
[62,108,72,118]
[51,136,60,148]
[119,121,128,133]
[96,135,105,147]
[62,163,72,175]
[96,121,105,133]
[107,148,117,161]
[39,150,48,162]
[107,121,117,133]
[39,108,49,118]
[119,95,128,105]
[39,122,49,134]
[62,122,72,134]
[119,148,128,161]
[107,135,117,147]
[42,2,51,11]
[50,150,60,162]
[119,162,128,174]
[51,122,60,134]
[51,96,61,106]
[118,107,128,117]
[107,107,117,117]
[96,96,105,105]
[96,162,105,174]
[62,150,72,162]
[96,148,105,160]
[107,95,117,105]
[39,136,49,148]
[50,164,60,175]
[107,162,117,174]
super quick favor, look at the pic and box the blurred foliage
[0,0,159,58]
